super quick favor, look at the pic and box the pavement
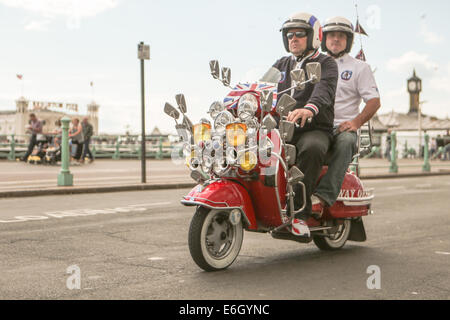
[0,158,449,198]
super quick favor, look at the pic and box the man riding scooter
[312,16,381,213]
[272,12,338,237]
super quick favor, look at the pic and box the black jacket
[272,51,338,135]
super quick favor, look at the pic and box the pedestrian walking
[80,117,94,163]
[69,118,84,162]
[21,113,43,162]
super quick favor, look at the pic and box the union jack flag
[223,82,278,109]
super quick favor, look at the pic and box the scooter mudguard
[180,179,258,230]
[348,218,367,242]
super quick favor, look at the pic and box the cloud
[420,18,445,44]
[428,63,450,94]
[386,51,439,74]
[0,0,120,30]
[24,19,51,31]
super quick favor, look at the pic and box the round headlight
[189,156,201,170]
[226,123,247,147]
[214,110,235,133]
[202,154,213,168]
[193,121,211,145]
[237,93,258,121]
[238,151,258,172]
[245,117,259,134]
[182,143,192,157]
[208,101,225,120]
[213,159,228,175]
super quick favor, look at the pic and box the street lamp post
[57,117,73,186]
[418,100,427,157]
[138,42,150,183]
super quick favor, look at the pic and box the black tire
[188,207,244,272]
[313,220,351,251]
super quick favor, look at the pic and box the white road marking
[0,179,191,190]
[415,183,432,188]
[435,251,450,255]
[0,202,172,224]
[148,257,165,261]
[386,186,406,190]
[0,175,188,185]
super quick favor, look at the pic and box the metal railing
[0,134,176,160]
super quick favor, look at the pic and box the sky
[0,0,449,135]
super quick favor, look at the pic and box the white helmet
[280,12,322,53]
[321,16,354,53]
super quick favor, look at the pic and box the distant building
[0,97,99,140]
[375,70,450,155]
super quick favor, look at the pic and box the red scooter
[164,60,374,271]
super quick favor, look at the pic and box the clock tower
[407,69,422,114]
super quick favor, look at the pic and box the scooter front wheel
[313,219,351,251]
[188,207,243,272]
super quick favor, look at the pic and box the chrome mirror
[276,94,297,116]
[164,103,180,120]
[260,67,282,83]
[306,62,321,84]
[262,114,277,131]
[280,121,295,142]
[209,60,220,80]
[221,67,231,87]
[285,144,296,166]
[175,94,187,114]
[260,90,274,113]
[183,115,194,132]
[291,69,306,90]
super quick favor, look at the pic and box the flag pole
[90,81,95,101]
[355,3,364,53]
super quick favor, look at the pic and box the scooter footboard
[181,179,258,230]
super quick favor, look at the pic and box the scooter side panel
[181,180,258,230]
[323,170,371,219]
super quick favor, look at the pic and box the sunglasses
[287,31,307,40]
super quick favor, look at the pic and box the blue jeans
[314,128,357,206]
[82,138,93,160]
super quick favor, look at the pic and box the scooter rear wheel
[313,220,351,251]
[188,207,243,272]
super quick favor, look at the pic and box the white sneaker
[291,218,311,237]
[311,194,322,205]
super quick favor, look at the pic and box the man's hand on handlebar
[287,108,314,128]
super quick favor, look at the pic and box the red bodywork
[181,86,370,232]
[182,164,370,232]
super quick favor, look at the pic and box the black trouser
[23,134,37,160]
[73,141,83,160]
[291,130,331,220]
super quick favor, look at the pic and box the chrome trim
[184,196,230,207]
[267,130,290,223]
[342,200,372,206]
[180,200,251,227]
[338,195,374,202]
